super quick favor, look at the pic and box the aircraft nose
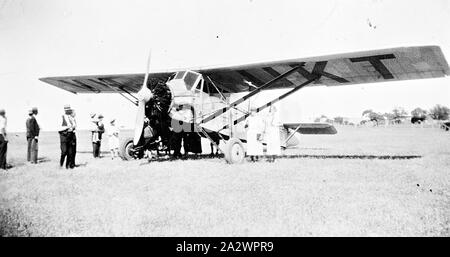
[137,86,153,102]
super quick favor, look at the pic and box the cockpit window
[184,71,200,90]
[174,71,185,79]
[167,73,176,81]
[202,80,210,93]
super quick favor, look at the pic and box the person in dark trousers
[183,106,201,158]
[69,109,77,168]
[26,110,32,161]
[170,129,183,158]
[184,123,202,158]
[58,105,76,169]
[0,109,8,170]
[170,105,200,159]
[26,107,40,164]
[97,114,105,156]
[91,114,105,158]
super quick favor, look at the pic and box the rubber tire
[224,138,245,164]
[119,137,135,161]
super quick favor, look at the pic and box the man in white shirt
[0,109,8,170]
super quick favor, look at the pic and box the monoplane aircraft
[40,45,450,163]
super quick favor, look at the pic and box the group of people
[0,107,43,170]
[0,104,283,170]
[170,125,202,159]
[59,105,121,168]
[60,106,120,168]
[0,104,121,171]
[90,113,120,160]
[150,104,202,159]
[141,110,203,160]
[245,105,282,162]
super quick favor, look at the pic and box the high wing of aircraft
[39,45,450,163]
[40,46,449,94]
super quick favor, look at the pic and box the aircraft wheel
[119,137,135,160]
[224,138,245,164]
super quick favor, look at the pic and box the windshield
[174,71,185,80]
[184,71,200,90]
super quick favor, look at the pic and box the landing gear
[120,137,141,160]
[120,136,172,161]
[224,138,245,164]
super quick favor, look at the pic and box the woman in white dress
[265,105,282,162]
[245,107,264,162]
[108,119,120,159]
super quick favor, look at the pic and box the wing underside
[39,45,449,94]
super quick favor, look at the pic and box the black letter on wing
[350,54,396,79]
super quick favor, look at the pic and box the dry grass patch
[1,126,449,236]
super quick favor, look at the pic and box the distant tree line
[316,104,450,125]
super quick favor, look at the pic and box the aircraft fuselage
[163,70,299,148]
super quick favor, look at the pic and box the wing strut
[96,78,139,106]
[220,77,318,131]
[282,124,303,147]
[200,64,305,124]
[203,75,249,118]
[206,75,226,102]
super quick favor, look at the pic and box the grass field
[1,125,449,236]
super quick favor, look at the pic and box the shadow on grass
[76,151,110,154]
[3,162,25,169]
[5,157,55,170]
[139,153,422,165]
[139,154,224,165]
[37,157,51,163]
[278,154,422,160]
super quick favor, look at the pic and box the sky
[0,0,449,132]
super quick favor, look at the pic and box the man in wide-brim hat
[58,104,76,169]
[91,113,105,158]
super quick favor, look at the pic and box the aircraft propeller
[133,51,154,145]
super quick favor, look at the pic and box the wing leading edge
[39,45,449,94]
[39,72,173,94]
